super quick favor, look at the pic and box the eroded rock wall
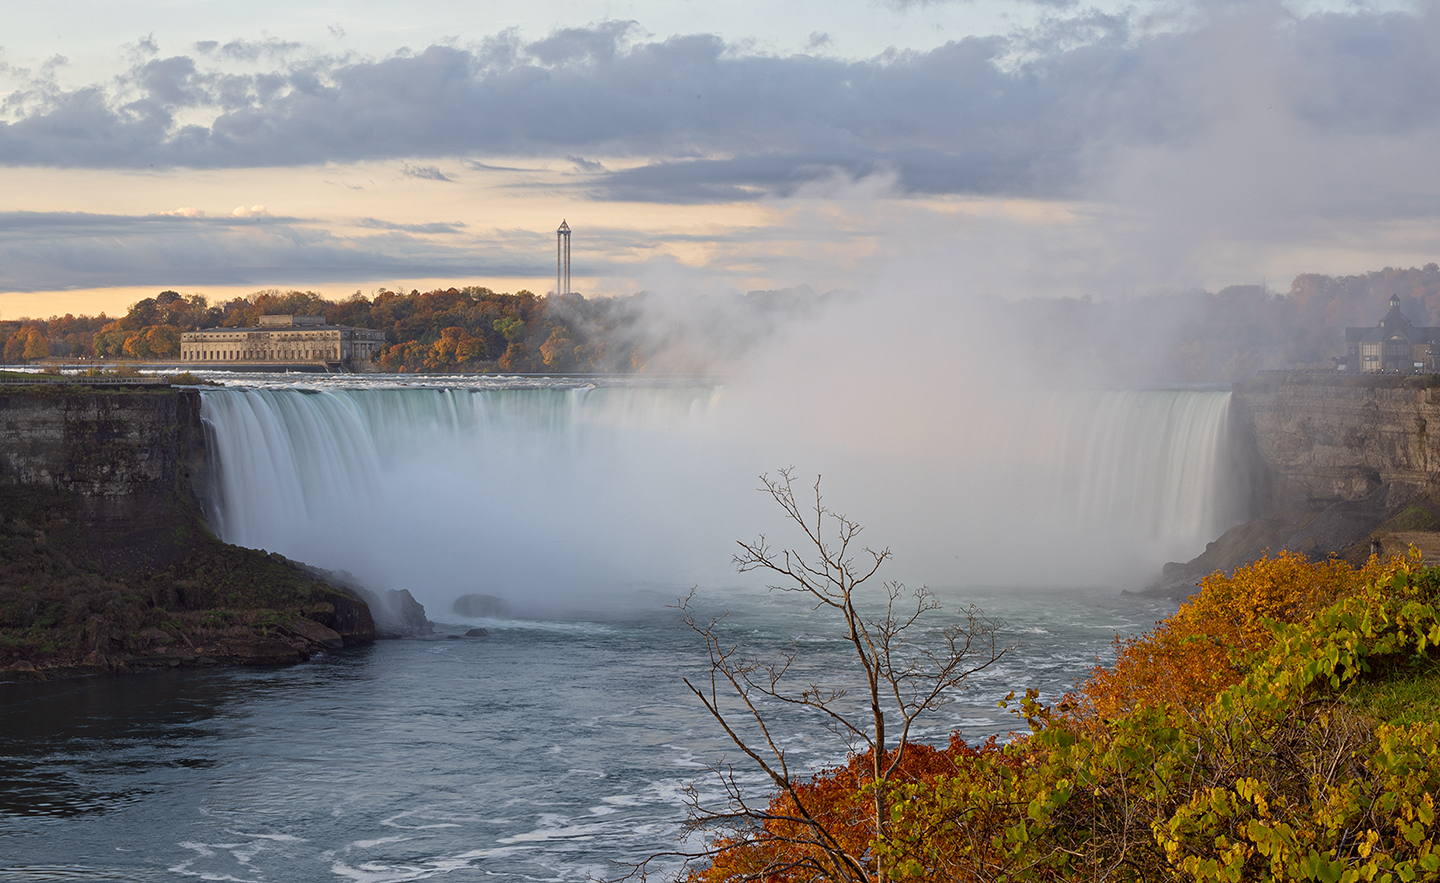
[0,385,378,680]
[1233,375,1440,510]
[0,387,210,569]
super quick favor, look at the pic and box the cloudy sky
[1,0,1436,318]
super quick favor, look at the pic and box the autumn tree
[4,330,23,363]
[22,327,49,362]
[677,470,1009,883]
[540,325,577,371]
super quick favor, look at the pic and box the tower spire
[556,220,571,296]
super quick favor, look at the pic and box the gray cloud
[527,20,640,65]
[402,163,454,181]
[465,159,531,171]
[356,218,467,233]
[216,37,305,63]
[566,155,606,172]
[0,211,541,291]
[0,208,829,297]
[0,6,1437,213]
[587,145,1077,203]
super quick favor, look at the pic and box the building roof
[1345,296,1440,344]
[184,323,382,335]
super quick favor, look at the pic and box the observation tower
[556,220,571,296]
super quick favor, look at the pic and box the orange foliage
[1070,550,1415,725]
[692,736,1011,883]
[690,550,1433,883]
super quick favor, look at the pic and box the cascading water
[200,382,735,614]
[1004,388,1243,574]
[198,380,1245,607]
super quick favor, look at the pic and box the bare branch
[647,473,1013,883]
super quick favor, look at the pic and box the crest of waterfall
[198,383,1243,610]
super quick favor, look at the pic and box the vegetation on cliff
[685,551,1440,883]
[0,482,374,681]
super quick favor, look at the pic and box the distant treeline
[1015,263,1440,381]
[0,287,657,373]
[4,264,1440,378]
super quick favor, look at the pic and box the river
[0,585,1175,883]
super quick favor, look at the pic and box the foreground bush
[689,551,1440,883]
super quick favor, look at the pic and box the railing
[0,375,170,386]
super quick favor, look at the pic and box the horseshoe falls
[196,380,1245,611]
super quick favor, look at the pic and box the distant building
[1343,296,1440,373]
[180,315,386,366]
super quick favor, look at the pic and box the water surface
[0,586,1175,883]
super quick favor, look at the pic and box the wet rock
[300,587,375,646]
[285,619,345,650]
[301,566,433,638]
[211,638,308,665]
[464,628,489,638]
[361,588,433,638]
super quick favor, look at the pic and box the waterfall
[198,383,1244,610]
[1025,389,1238,546]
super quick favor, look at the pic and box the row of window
[183,348,342,361]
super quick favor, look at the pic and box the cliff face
[0,387,206,495]
[0,387,211,569]
[0,385,375,681]
[1232,375,1440,510]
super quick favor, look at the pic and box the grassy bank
[691,552,1440,883]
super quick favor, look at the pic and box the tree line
[0,287,654,373]
[6,264,1440,378]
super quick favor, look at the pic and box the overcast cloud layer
[1,6,1436,203]
[2,3,1439,305]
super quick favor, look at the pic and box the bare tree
[676,469,1010,883]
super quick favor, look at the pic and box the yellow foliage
[1071,550,1420,725]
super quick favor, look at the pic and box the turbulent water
[0,587,1176,883]
[1,374,1239,882]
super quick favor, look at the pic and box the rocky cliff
[0,386,212,570]
[0,384,376,681]
[1150,374,1440,596]
[1232,373,1440,509]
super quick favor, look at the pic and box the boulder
[361,588,433,638]
[285,619,345,650]
[300,565,433,638]
[303,587,376,646]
